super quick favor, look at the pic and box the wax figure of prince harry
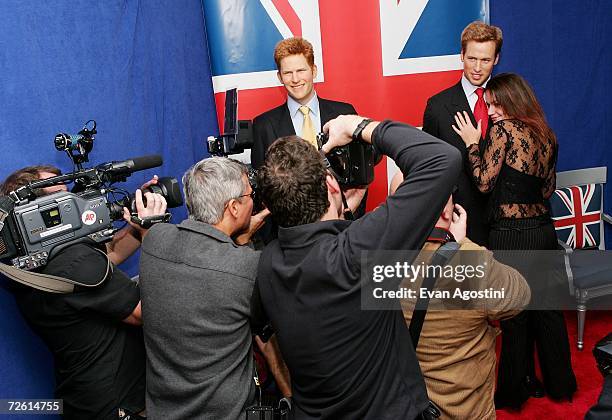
[251,37,361,243]
[422,21,502,247]
[251,37,357,169]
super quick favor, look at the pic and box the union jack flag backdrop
[202,0,488,209]
[551,184,603,249]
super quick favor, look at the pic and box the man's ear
[440,197,454,222]
[276,71,283,84]
[493,53,500,65]
[312,64,318,79]
[226,199,240,219]
[325,173,340,194]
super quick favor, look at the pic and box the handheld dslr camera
[317,132,381,187]
[0,121,183,270]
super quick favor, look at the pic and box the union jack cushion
[550,183,602,249]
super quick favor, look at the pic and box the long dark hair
[487,73,556,144]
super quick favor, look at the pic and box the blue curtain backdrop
[1,0,610,411]
[0,0,217,412]
[490,0,612,245]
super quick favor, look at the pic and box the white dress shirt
[287,93,321,136]
[461,74,490,113]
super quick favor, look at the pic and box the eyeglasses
[237,190,255,200]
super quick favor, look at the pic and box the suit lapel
[447,81,492,143]
[273,103,296,136]
[318,97,335,125]
[447,82,477,126]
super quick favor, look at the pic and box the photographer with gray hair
[139,157,285,420]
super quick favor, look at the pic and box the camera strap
[408,240,460,348]
[0,247,112,293]
[319,151,356,221]
[339,190,355,221]
[408,239,459,420]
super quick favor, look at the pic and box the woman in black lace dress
[452,73,576,409]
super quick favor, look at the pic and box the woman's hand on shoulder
[452,111,482,147]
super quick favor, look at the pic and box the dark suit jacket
[422,81,491,246]
[251,97,357,244]
[251,97,356,169]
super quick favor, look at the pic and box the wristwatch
[352,118,372,142]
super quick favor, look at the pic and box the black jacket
[253,120,462,419]
[251,97,356,169]
[423,81,491,246]
[251,97,359,244]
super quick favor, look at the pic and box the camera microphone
[98,154,163,175]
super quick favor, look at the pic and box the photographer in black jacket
[1,165,167,420]
[252,116,461,419]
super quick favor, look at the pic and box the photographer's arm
[345,120,462,253]
[107,188,167,265]
[389,172,468,242]
[122,302,142,326]
[255,335,292,397]
[251,281,292,397]
[234,208,271,246]
[105,226,142,265]
[322,115,379,152]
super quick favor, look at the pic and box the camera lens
[143,177,183,208]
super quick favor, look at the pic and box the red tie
[474,87,488,139]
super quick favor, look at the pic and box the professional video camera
[206,88,264,210]
[207,88,379,192]
[0,121,183,270]
[207,88,253,156]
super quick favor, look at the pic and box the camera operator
[251,115,462,418]
[138,157,289,420]
[2,165,161,265]
[1,164,168,420]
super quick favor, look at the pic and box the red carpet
[496,310,610,419]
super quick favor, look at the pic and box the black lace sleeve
[467,121,510,193]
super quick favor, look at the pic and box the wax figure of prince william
[422,21,502,246]
[250,37,356,169]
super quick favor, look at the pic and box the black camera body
[1,190,115,270]
[1,170,181,271]
[317,132,381,187]
[0,122,183,270]
[594,332,612,377]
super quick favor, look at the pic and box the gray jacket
[140,219,260,420]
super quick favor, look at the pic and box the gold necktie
[299,105,317,148]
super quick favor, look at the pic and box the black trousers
[490,216,577,409]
